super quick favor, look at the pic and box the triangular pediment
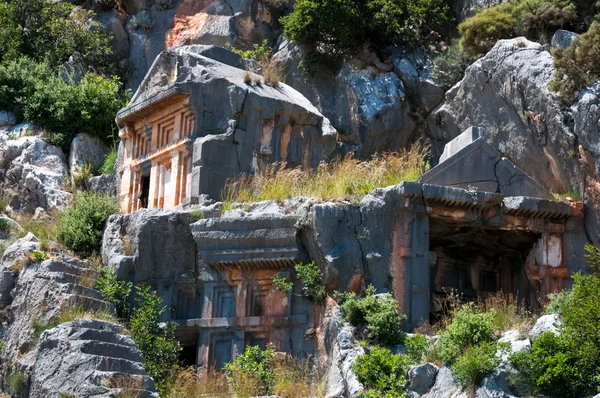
[420,127,553,200]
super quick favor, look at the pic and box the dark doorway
[179,344,197,367]
[139,175,150,208]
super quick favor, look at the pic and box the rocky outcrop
[0,137,71,212]
[529,314,562,341]
[453,0,505,21]
[551,29,579,49]
[31,319,158,398]
[69,133,111,185]
[272,41,444,157]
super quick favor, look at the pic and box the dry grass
[223,144,428,204]
[274,357,326,398]
[59,304,116,324]
[107,374,145,398]
[263,62,284,87]
[13,211,60,251]
[243,71,252,85]
[476,292,534,332]
[169,368,229,397]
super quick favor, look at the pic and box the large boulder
[30,319,158,398]
[408,363,439,396]
[453,0,505,21]
[0,137,71,212]
[98,9,130,63]
[529,314,562,341]
[69,133,111,185]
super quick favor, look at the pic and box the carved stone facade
[115,45,337,213]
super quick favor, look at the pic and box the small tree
[224,344,276,396]
[129,286,181,395]
[95,268,132,321]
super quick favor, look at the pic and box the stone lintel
[527,264,570,279]
[176,314,308,329]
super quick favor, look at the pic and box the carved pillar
[170,150,181,208]
[157,164,165,208]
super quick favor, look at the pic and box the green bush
[99,151,118,175]
[6,370,27,396]
[0,0,113,71]
[336,285,406,346]
[281,0,452,74]
[224,344,276,397]
[352,347,412,398]
[130,286,181,396]
[453,341,504,388]
[30,250,49,262]
[432,41,477,90]
[511,271,600,397]
[405,334,428,363]
[95,268,132,321]
[549,21,600,102]
[545,289,573,315]
[458,0,577,56]
[56,192,119,256]
[438,303,496,363]
[0,58,127,151]
[294,261,326,303]
[272,274,293,295]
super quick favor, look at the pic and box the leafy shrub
[437,303,496,363]
[405,334,428,363]
[95,268,132,321]
[336,285,406,346]
[0,58,128,151]
[99,151,118,175]
[130,286,181,396]
[453,341,504,388]
[272,274,293,295]
[0,217,10,233]
[458,0,577,56]
[56,192,119,256]
[229,40,272,63]
[511,271,600,397]
[295,261,326,303]
[549,21,600,102]
[0,0,113,71]
[73,161,95,189]
[545,289,573,315]
[432,41,476,90]
[281,0,452,74]
[224,344,276,397]
[352,347,412,398]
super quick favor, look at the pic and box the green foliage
[56,192,119,256]
[511,272,600,397]
[6,370,27,396]
[73,161,95,189]
[99,151,118,175]
[336,285,406,346]
[272,274,293,295]
[0,217,10,233]
[224,344,276,397]
[432,41,476,90]
[453,341,504,388]
[458,0,578,56]
[545,289,573,315]
[405,334,428,363]
[352,347,412,398]
[294,261,326,303]
[95,268,132,321]
[130,286,181,396]
[32,317,59,341]
[550,21,600,102]
[190,209,205,222]
[437,303,496,363]
[0,0,113,71]
[229,40,272,63]
[0,58,128,151]
[281,0,453,74]
[0,339,6,353]
[30,250,49,262]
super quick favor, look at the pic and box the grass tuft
[223,145,428,204]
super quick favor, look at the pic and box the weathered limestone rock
[272,41,440,157]
[551,29,579,49]
[320,303,364,398]
[453,0,505,21]
[98,9,130,63]
[116,45,336,209]
[30,319,158,398]
[498,330,531,360]
[69,133,111,185]
[421,366,467,398]
[529,314,562,341]
[408,363,439,396]
[0,110,16,129]
[0,137,71,212]
[0,232,40,272]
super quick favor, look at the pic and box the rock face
[69,132,111,185]
[551,29,580,49]
[453,0,505,21]
[408,363,439,396]
[529,314,562,341]
[0,137,71,212]
[31,319,158,398]
[320,303,364,398]
[272,41,444,157]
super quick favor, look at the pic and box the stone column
[120,165,132,213]
[157,164,165,208]
[169,150,181,208]
[148,161,159,209]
